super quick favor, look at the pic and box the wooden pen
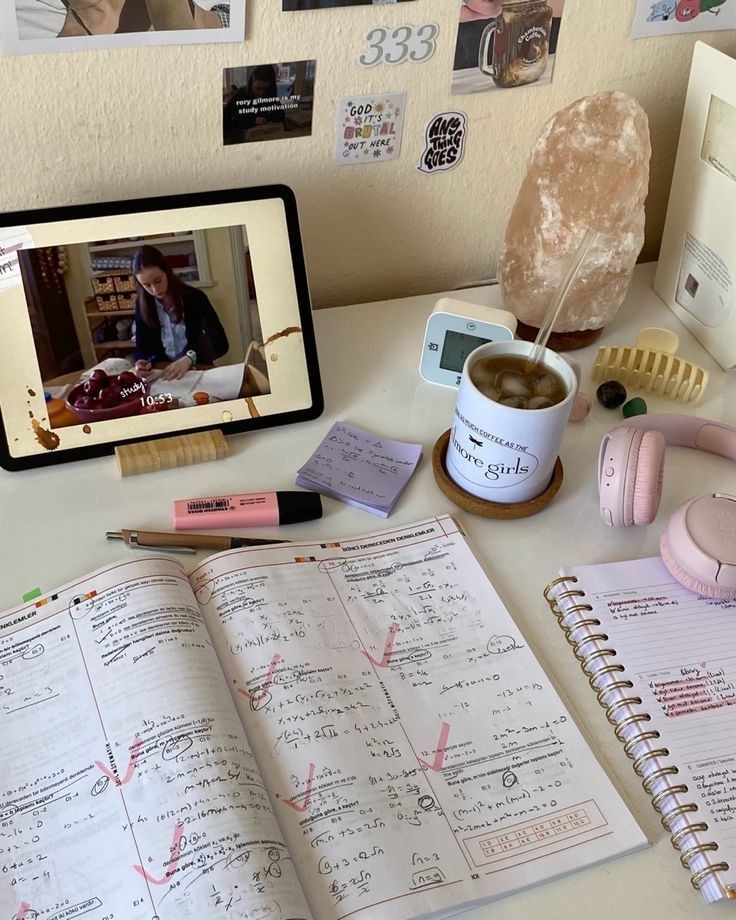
[106,529,290,553]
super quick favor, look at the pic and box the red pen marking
[419,721,451,772]
[237,653,283,702]
[95,736,143,786]
[134,822,184,884]
[283,762,316,812]
[362,622,399,668]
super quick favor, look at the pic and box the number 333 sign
[359,23,439,68]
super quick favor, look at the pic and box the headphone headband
[612,414,736,463]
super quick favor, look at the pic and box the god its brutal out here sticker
[335,92,406,165]
[418,111,467,174]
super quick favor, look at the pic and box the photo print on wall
[1,0,244,55]
[284,0,414,10]
[631,0,736,37]
[223,61,316,146]
[451,0,566,95]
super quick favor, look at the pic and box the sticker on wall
[418,112,467,174]
[631,0,736,37]
[359,23,439,67]
[223,61,316,146]
[0,0,245,56]
[451,0,566,95]
[0,227,33,293]
[284,0,414,10]
[335,93,406,165]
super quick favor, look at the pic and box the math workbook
[0,517,645,920]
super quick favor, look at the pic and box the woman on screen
[133,244,229,381]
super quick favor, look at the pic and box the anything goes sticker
[418,111,467,174]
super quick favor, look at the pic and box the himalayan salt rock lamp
[498,91,651,349]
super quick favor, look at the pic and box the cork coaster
[432,429,563,520]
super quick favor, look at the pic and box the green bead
[622,397,647,418]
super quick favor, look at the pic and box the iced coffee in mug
[478,0,553,88]
[446,340,577,504]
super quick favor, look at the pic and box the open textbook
[0,516,645,920]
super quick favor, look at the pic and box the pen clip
[106,531,196,555]
[128,534,196,555]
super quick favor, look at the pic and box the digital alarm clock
[419,296,517,387]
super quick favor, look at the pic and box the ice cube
[528,396,553,410]
[534,372,560,398]
[500,395,527,409]
[470,361,497,394]
[478,384,500,402]
[496,371,533,399]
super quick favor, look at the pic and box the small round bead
[569,392,592,422]
[622,396,647,418]
[596,380,627,409]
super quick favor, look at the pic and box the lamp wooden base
[514,319,604,351]
[432,429,563,519]
[115,429,229,477]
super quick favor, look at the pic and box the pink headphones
[598,414,736,599]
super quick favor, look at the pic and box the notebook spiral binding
[543,575,730,894]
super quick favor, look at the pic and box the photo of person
[223,61,316,146]
[452,0,566,95]
[2,0,241,54]
[17,225,272,429]
[132,244,229,380]
[283,0,413,9]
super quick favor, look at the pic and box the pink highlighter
[173,490,322,531]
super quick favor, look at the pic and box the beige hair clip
[591,327,709,404]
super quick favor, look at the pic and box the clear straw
[526,227,597,368]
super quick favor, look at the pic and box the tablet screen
[0,185,322,470]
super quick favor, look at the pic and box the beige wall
[1,0,735,308]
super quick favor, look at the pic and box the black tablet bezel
[0,184,323,472]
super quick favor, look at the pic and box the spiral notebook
[545,555,736,904]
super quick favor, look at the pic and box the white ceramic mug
[446,340,578,504]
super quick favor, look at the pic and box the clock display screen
[439,330,489,373]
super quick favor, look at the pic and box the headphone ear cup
[660,495,736,599]
[630,430,666,526]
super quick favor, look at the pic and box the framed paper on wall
[0,185,323,471]
[654,42,736,370]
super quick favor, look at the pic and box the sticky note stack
[296,421,423,517]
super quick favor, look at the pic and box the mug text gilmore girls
[446,340,577,504]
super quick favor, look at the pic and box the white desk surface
[1,262,734,919]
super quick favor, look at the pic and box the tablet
[0,185,323,471]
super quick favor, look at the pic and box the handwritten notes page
[0,558,311,920]
[296,422,423,516]
[557,556,736,903]
[192,516,645,919]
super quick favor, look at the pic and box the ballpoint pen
[106,529,291,554]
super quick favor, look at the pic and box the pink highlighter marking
[237,653,283,702]
[17,903,32,920]
[95,736,143,786]
[419,721,451,772]
[134,822,184,885]
[362,622,400,668]
[284,762,316,813]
